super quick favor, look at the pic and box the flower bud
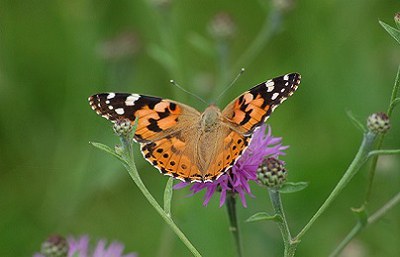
[113,119,133,137]
[41,235,68,257]
[367,112,390,134]
[395,12,400,29]
[257,157,287,188]
[208,12,236,40]
[97,31,140,61]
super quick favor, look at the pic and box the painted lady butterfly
[89,73,300,182]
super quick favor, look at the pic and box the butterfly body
[89,73,301,182]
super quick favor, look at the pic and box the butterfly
[89,73,300,183]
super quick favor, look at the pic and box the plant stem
[121,138,202,257]
[329,192,400,257]
[368,149,400,157]
[226,193,243,257]
[268,189,298,257]
[295,132,376,240]
[232,8,282,74]
[364,64,400,203]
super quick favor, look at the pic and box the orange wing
[89,93,200,142]
[222,73,301,135]
[89,93,205,181]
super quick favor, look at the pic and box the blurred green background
[1,0,399,256]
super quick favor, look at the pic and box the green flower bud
[113,119,133,137]
[367,112,390,134]
[41,235,68,257]
[257,157,287,188]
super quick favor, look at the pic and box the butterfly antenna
[215,68,245,103]
[170,80,208,105]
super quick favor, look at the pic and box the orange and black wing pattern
[222,73,301,135]
[89,93,199,142]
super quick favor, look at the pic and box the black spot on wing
[148,118,163,132]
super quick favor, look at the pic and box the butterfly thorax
[201,105,222,132]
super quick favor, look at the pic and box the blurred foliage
[0,0,399,256]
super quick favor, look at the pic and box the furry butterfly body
[89,73,301,182]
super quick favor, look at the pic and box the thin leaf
[164,177,174,217]
[368,149,400,158]
[379,21,400,44]
[246,212,281,223]
[188,33,215,56]
[279,181,309,194]
[148,44,177,72]
[90,141,126,163]
[390,97,400,110]
[346,110,366,132]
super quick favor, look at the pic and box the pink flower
[175,124,288,207]
[34,235,137,257]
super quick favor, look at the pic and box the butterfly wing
[222,73,301,135]
[89,93,201,142]
[89,93,206,181]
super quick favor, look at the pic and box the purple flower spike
[175,124,288,207]
[34,235,137,257]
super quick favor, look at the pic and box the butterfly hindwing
[222,73,301,135]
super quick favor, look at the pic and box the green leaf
[246,212,281,223]
[346,110,366,132]
[163,177,174,217]
[390,97,400,110]
[351,206,368,226]
[89,141,126,163]
[279,182,309,194]
[188,33,215,56]
[148,44,177,72]
[379,21,400,45]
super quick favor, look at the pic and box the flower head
[257,157,287,188]
[175,124,288,207]
[34,235,137,257]
[367,112,390,134]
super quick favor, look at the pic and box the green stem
[232,8,282,74]
[329,192,400,257]
[121,138,202,257]
[295,132,376,240]
[268,189,298,257]
[368,149,400,157]
[387,64,400,116]
[226,193,243,257]
[364,64,400,203]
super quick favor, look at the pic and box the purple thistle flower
[34,235,137,257]
[174,124,288,207]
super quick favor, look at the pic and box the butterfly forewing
[222,73,301,135]
[89,93,200,142]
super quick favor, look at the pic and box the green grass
[0,0,399,256]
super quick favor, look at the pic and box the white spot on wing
[108,105,114,110]
[271,92,279,100]
[265,81,275,92]
[105,100,110,104]
[107,93,116,99]
[283,74,289,80]
[115,108,124,115]
[125,94,140,106]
